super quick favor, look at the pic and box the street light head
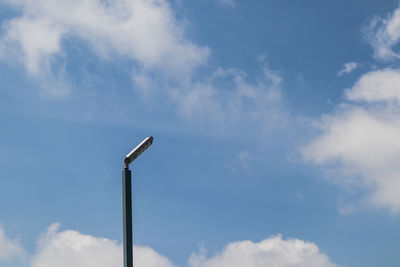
[124,136,153,168]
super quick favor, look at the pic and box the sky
[0,0,400,266]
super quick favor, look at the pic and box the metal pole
[122,136,153,267]
[122,168,133,267]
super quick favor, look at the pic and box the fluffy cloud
[365,4,400,61]
[33,226,337,267]
[0,0,285,132]
[345,68,400,103]
[0,223,338,267]
[303,68,400,212]
[0,225,25,263]
[31,223,176,267]
[189,235,337,267]
[0,0,209,95]
[337,62,359,76]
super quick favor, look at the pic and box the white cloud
[1,223,338,267]
[303,68,400,213]
[31,223,176,267]
[345,68,400,103]
[337,62,359,76]
[0,0,209,95]
[365,4,400,61]
[0,0,286,132]
[304,4,400,214]
[0,225,26,263]
[189,235,337,267]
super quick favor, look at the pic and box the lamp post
[122,136,153,267]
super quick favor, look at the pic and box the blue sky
[1,0,400,266]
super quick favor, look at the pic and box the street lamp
[122,136,153,267]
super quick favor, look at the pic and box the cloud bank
[0,0,285,131]
[0,224,337,267]
[0,0,209,95]
[304,2,400,214]
[304,68,400,213]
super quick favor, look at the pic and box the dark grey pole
[122,168,133,267]
[122,136,153,267]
